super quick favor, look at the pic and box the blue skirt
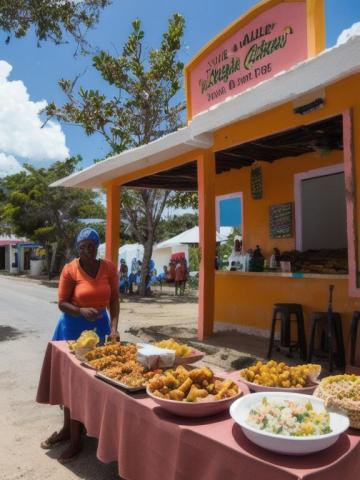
[52,309,111,344]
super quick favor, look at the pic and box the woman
[41,227,120,462]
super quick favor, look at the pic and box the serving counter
[37,341,360,480]
[214,271,358,342]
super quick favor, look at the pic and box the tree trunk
[138,238,153,296]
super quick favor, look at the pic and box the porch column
[197,151,216,340]
[105,183,120,265]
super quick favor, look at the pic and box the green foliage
[46,14,186,150]
[188,246,200,272]
[0,0,111,50]
[0,156,105,270]
[46,14,186,294]
[166,192,198,210]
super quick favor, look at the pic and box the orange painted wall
[215,149,343,255]
[215,273,359,344]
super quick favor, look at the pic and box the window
[295,165,346,251]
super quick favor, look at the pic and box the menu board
[269,203,293,239]
[251,167,263,199]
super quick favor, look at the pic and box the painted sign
[251,167,263,199]
[269,202,293,239]
[188,2,308,118]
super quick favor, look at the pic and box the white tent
[98,242,144,267]
[152,226,232,273]
[154,226,230,249]
[98,227,232,273]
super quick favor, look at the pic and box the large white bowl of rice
[230,392,349,455]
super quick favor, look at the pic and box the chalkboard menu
[269,202,293,239]
[251,167,263,199]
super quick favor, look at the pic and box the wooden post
[105,183,120,266]
[197,151,216,340]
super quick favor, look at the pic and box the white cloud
[0,60,69,163]
[337,22,360,46]
[0,153,24,177]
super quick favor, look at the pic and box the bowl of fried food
[239,361,321,393]
[153,338,204,365]
[147,365,244,417]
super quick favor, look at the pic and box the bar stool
[307,311,345,370]
[267,303,307,360]
[349,311,360,365]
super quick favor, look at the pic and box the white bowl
[230,392,350,455]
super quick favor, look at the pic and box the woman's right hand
[79,307,101,321]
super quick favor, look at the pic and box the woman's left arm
[108,262,120,341]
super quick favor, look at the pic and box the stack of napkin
[137,343,175,369]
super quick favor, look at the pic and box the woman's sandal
[40,431,69,449]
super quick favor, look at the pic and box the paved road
[0,276,122,480]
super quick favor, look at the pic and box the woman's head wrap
[76,228,100,249]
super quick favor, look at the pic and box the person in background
[119,258,129,294]
[40,227,120,462]
[128,258,137,294]
[167,260,176,283]
[175,258,186,296]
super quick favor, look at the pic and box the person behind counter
[40,227,120,462]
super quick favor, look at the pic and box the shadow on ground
[0,325,22,342]
[45,437,121,479]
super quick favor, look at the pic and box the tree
[0,156,105,277]
[46,14,186,295]
[0,0,111,50]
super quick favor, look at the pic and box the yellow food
[154,338,193,357]
[72,330,99,350]
[148,366,239,402]
[240,361,321,388]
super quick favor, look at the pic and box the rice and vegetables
[246,397,332,436]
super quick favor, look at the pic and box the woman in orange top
[53,227,119,342]
[41,227,120,461]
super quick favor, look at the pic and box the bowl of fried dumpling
[147,365,245,417]
[239,361,321,394]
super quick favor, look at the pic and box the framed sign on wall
[269,202,293,239]
[251,167,263,199]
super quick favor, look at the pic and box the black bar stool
[267,303,307,360]
[349,311,360,365]
[307,312,345,370]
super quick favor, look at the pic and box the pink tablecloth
[37,342,360,480]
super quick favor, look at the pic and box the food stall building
[53,0,360,358]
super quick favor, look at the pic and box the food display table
[37,342,360,480]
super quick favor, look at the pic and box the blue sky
[0,0,359,174]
